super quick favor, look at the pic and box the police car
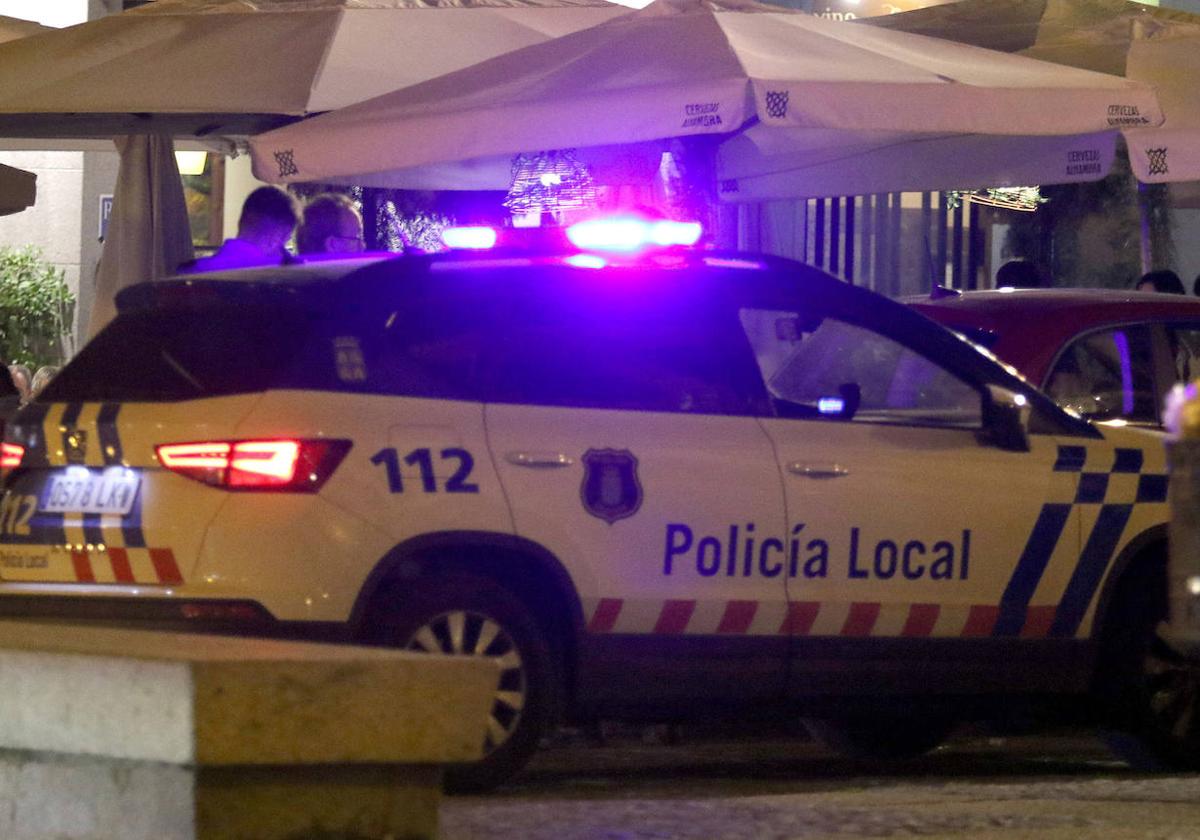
[0,217,1193,790]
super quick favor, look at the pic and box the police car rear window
[40,306,313,402]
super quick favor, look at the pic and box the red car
[908,288,1200,429]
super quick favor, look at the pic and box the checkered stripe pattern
[584,446,1166,640]
[585,597,1032,639]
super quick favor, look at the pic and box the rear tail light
[155,439,351,492]
[0,442,24,469]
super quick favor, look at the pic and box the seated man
[296,194,365,255]
[179,185,299,273]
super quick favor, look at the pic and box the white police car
[0,217,1193,790]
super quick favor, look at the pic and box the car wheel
[803,713,953,761]
[372,572,556,793]
[1100,571,1200,771]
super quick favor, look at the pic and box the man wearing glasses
[297,193,366,255]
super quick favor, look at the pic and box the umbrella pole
[1137,180,1152,276]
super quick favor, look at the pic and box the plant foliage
[0,246,74,369]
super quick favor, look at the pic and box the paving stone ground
[439,732,1200,840]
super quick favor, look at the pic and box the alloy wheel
[404,609,527,752]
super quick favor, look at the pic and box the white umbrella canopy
[0,14,49,43]
[0,15,46,214]
[867,0,1200,76]
[0,0,628,140]
[868,0,1200,185]
[248,0,1162,201]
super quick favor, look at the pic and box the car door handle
[505,452,575,468]
[787,462,850,479]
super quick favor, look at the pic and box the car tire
[803,713,953,761]
[1099,570,1200,771]
[371,571,556,793]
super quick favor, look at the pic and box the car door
[483,275,790,706]
[737,303,1087,696]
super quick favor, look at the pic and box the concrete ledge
[0,621,500,839]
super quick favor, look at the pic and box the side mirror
[981,384,1031,452]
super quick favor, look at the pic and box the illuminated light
[1013,394,1028,407]
[156,439,350,492]
[1098,418,1129,428]
[1189,576,1200,597]
[157,442,231,471]
[567,218,645,252]
[0,442,24,469]
[648,220,702,247]
[997,286,1018,294]
[566,217,703,252]
[565,254,607,270]
[180,602,263,621]
[228,440,301,485]
[174,150,207,176]
[538,172,563,187]
[818,397,845,415]
[441,226,497,250]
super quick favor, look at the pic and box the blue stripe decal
[1137,474,1168,503]
[1055,446,1086,472]
[97,403,147,550]
[96,403,122,466]
[1049,504,1133,637]
[993,503,1073,636]
[1113,448,1143,473]
[1075,473,1109,503]
[82,513,104,547]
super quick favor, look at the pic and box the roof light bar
[441,226,497,250]
[566,218,702,252]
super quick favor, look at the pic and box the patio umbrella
[0,16,45,216]
[0,15,49,43]
[247,0,1162,202]
[867,0,1200,185]
[87,135,194,337]
[0,0,629,140]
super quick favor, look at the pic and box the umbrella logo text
[1147,147,1169,177]
[274,149,299,178]
[765,91,789,120]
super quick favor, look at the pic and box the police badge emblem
[580,449,643,525]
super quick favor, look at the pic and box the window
[1168,325,1200,387]
[739,308,981,428]
[485,294,764,416]
[1045,326,1157,423]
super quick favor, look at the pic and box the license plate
[40,468,140,515]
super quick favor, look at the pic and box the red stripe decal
[71,550,95,583]
[841,602,881,637]
[149,548,183,585]
[716,600,757,634]
[780,601,820,635]
[653,600,695,634]
[587,598,623,633]
[962,605,999,637]
[902,603,940,637]
[107,548,134,584]
[1020,605,1058,638]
